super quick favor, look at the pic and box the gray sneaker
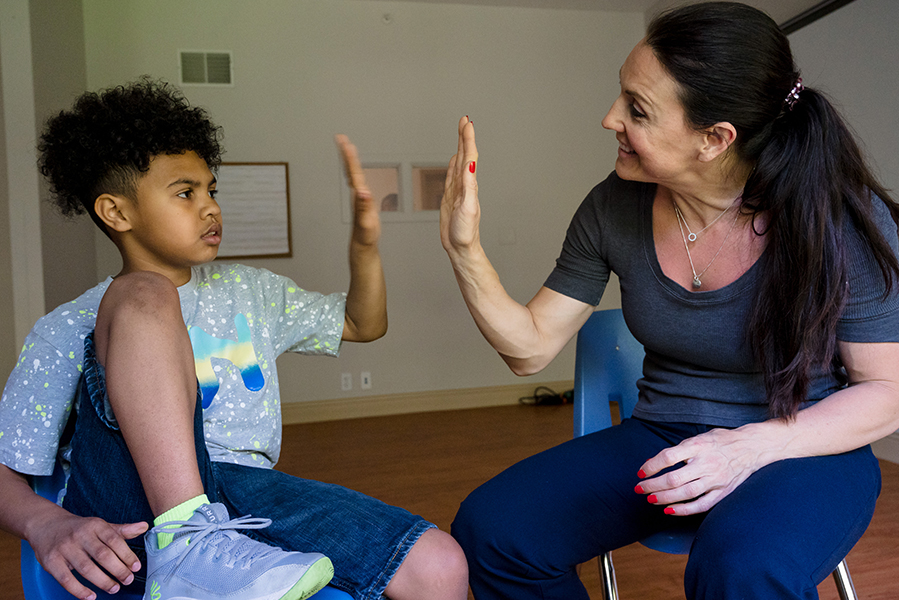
[143,503,333,600]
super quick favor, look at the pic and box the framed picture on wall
[340,158,446,223]
[215,162,292,258]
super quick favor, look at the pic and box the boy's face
[122,151,222,280]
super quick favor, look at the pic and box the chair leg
[597,552,619,600]
[832,559,858,600]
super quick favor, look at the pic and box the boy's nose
[205,196,222,217]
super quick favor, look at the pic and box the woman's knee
[685,532,810,599]
[451,482,504,557]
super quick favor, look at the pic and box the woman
[441,3,899,599]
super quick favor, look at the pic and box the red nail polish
[634,485,644,494]
[647,494,658,504]
[664,507,676,515]
[469,161,476,174]
[638,470,647,479]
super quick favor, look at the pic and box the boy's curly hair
[37,78,223,230]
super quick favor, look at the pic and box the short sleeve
[543,183,613,305]
[836,198,899,342]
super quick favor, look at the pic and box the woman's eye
[629,103,646,119]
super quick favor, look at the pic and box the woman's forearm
[449,244,594,375]
[743,378,899,468]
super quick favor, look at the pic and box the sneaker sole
[281,556,335,600]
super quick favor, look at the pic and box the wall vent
[180,51,232,85]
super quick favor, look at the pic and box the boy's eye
[209,189,219,199]
[177,190,193,199]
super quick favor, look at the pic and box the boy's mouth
[202,223,222,242]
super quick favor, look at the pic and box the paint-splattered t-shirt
[0,263,345,476]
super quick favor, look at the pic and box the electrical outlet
[360,371,372,390]
[341,372,353,391]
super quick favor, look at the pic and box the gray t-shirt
[0,263,346,475]
[545,172,899,427]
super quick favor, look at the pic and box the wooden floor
[2,403,898,599]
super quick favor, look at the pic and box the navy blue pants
[451,418,880,600]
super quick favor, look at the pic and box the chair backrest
[573,308,700,554]
[573,309,644,437]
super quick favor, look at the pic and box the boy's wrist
[349,238,381,255]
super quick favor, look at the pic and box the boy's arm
[336,135,387,342]
[0,463,147,600]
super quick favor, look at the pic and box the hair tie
[784,78,803,110]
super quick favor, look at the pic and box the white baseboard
[281,380,574,425]
[872,431,899,464]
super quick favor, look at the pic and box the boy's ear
[94,193,133,233]
[697,122,738,163]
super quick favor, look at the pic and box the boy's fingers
[48,552,113,599]
[335,134,368,193]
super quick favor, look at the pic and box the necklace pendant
[688,232,697,242]
[692,277,702,289]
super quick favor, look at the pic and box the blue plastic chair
[21,459,352,600]
[573,308,858,600]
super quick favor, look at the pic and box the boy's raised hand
[335,135,387,343]
[336,134,381,248]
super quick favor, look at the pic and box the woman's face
[602,41,707,187]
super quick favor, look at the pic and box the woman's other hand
[634,425,767,516]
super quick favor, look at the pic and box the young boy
[0,80,467,600]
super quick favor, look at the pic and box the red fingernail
[469,161,476,173]
[664,507,676,515]
[634,485,644,494]
[638,470,647,479]
[647,494,658,504]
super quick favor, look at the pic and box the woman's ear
[94,194,133,233]
[698,122,738,163]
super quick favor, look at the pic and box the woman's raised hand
[440,116,480,257]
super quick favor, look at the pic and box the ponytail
[744,88,898,417]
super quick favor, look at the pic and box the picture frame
[215,162,292,258]
[340,157,447,223]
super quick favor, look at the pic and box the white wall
[82,0,639,407]
[789,0,898,194]
[0,37,16,374]
[0,0,45,360]
[29,0,96,313]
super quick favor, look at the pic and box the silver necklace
[674,201,741,289]
[673,201,731,242]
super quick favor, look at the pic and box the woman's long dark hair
[646,2,899,418]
